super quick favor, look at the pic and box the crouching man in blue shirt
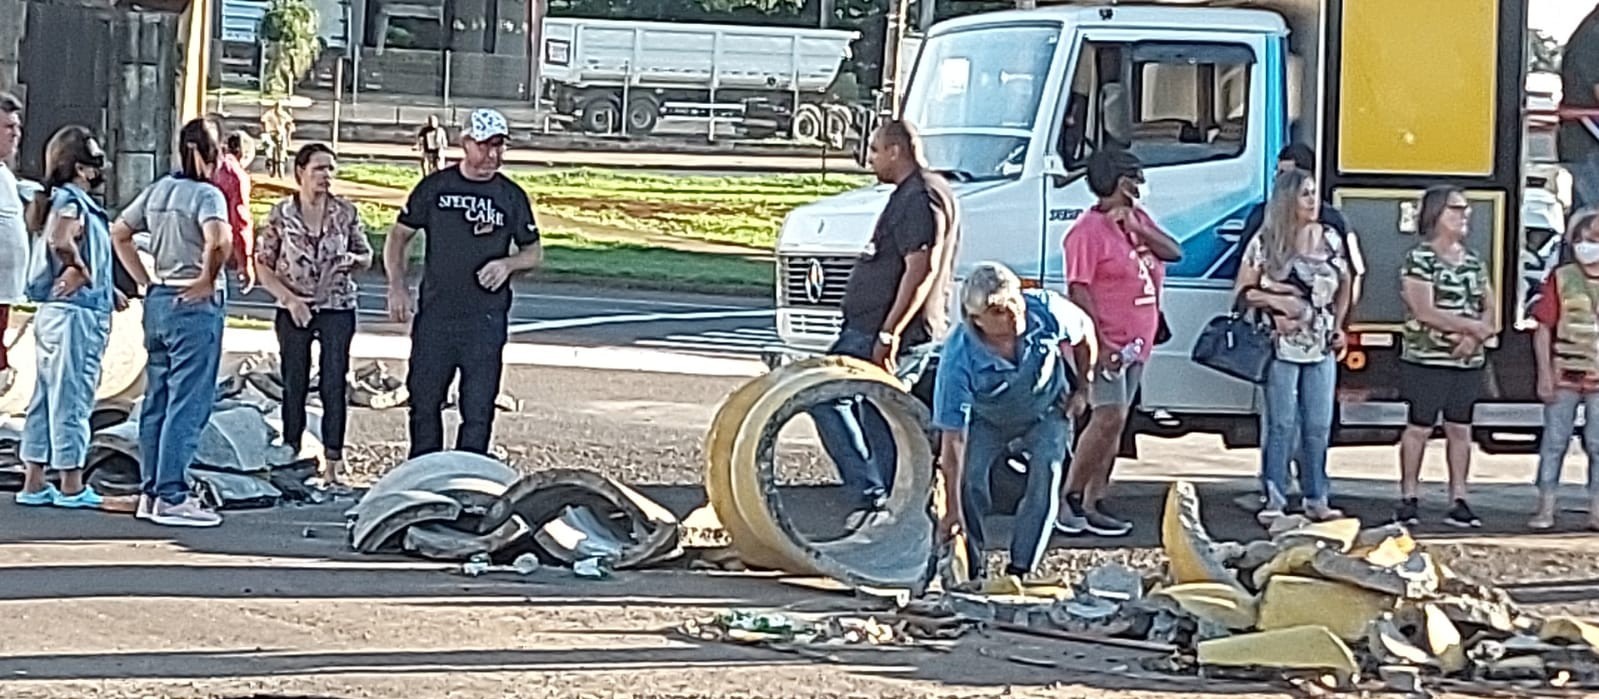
[933,262,1097,581]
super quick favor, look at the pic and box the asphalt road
[227,280,780,359]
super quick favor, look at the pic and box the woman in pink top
[1058,149,1182,538]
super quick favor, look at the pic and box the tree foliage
[1529,28,1564,73]
[259,0,320,94]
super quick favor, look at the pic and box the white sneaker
[150,497,222,528]
[135,494,153,520]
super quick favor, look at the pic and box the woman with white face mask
[1529,207,1599,530]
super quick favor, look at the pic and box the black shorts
[1400,362,1483,427]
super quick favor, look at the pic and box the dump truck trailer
[540,18,859,141]
[772,0,1552,452]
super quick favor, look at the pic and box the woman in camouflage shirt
[1396,186,1497,529]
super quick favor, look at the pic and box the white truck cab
[773,0,1544,452]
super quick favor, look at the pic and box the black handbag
[1191,301,1274,384]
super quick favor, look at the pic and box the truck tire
[824,106,851,149]
[579,96,622,135]
[625,96,660,134]
[792,104,824,142]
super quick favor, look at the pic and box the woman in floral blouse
[254,143,372,484]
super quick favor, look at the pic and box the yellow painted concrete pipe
[705,356,936,590]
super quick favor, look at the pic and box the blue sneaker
[15,485,61,506]
[53,487,104,510]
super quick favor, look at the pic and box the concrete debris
[349,453,681,572]
[705,358,936,591]
[1257,575,1395,641]
[1161,481,1249,596]
[1368,614,1434,666]
[1422,604,1469,674]
[958,480,1599,691]
[1150,582,1258,631]
[1271,518,1362,552]
[1084,563,1146,603]
[1308,548,1438,599]
[1540,616,1599,647]
[680,610,926,649]
[1196,626,1360,684]
[1379,665,1423,694]
[1249,542,1320,591]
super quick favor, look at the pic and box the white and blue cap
[464,108,509,142]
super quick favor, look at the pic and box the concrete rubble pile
[0,347,342,508]
[926,481,1599,693]
[345,451,682,574]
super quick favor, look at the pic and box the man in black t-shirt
[811,120,959,512]
[385,108,543,458]
[1562,6,1599,212]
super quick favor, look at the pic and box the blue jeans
[139,286,225,504]
[20,304,111,469]
[809,329,898,505]
[1536,388,1599,494]
[962,412,1068,578]
[1262,356,1336,505]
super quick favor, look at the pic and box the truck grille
[779,254,855,308]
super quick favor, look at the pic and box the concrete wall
[0,0,21,95]
[110,11,182,208]
[1,1,185,207]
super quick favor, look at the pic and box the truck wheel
[625,96,660,134]
[579,96,622,134]
[824,106,851,149]
[792,104,823,142]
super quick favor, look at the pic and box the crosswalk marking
[635,327,781,358]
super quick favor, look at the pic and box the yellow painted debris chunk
[1257,575,1395,641]
[1273,518,1362,552]
[1423,604,1468,674]
[1251,542,1320,590]
[1540,616,1599,647]
[1196,626,1359,682]
[1352,533,1418,568]
[1152,582,1260,630]
[1161,481,1250,595]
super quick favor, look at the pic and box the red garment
[1532,270,1599,393]
[1064,206,1165,361]
[211,154,254,271]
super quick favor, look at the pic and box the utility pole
[879,0,912,120]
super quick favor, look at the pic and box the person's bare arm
[109,220,150,288]
[1477,281,1498,340]
[505,240,543,271]
[1127,213,1183,262]
[882,249,935,336]
[47,211,86,275]
[385,223,419,322]
[385,223,418,287]
[1401,278,1484,335]
[937,429,966,538]
[1535,323,1555,392]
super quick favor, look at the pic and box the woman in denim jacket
[13,125,126,509]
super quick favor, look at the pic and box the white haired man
[932,262,1097,583]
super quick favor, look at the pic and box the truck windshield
[902,24,1059,181]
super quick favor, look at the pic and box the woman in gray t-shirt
[110,118,233,528]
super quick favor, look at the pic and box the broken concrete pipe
[1156,480,1597,689]
[705,356,937,592]
[347,451,682,570]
